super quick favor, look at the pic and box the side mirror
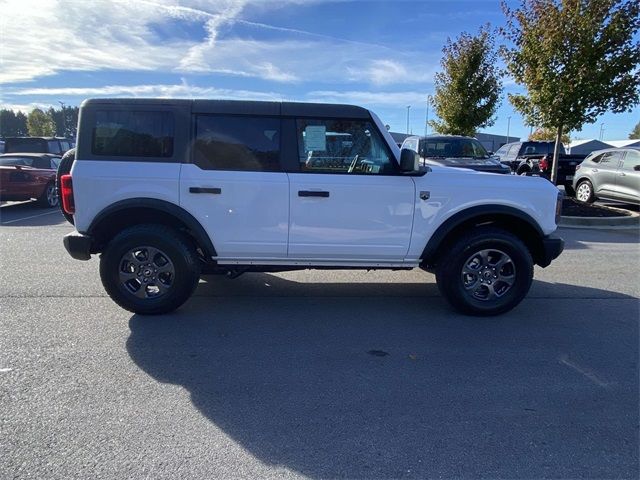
[634,165,640,171]
[400,148,420,172]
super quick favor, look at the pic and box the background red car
[0,153,60,207]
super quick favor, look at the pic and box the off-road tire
[435,227,534,316]
[100,224,201,315]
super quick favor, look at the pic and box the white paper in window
[304,126,326,151]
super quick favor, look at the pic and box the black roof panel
[80,98,370,119]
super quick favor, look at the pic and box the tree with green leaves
[0,109,28,136]
[501,0,640,184]
[529,127,570,144]
[429,25,503,137]
[630,121,640,140]
[27,108,56,136]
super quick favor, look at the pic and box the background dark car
[401,135,511,174]
[4,137,74,156]
[493,140,585,195]
[0,153,61,207]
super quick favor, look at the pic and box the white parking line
[1,210,60,225]
[559,355,610,387]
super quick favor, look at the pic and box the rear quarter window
[92,110,174,158]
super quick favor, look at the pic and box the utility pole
[425,95,432,136]
[58,101,66,136]
[406,105,411,134]
[506,116,511,143]
[599,123,605,141]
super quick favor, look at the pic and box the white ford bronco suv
[60,98,563,316]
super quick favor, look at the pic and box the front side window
[92,110,174,158]
[296,119,394,174]
[621,150,640,171]
[194,115,280,171]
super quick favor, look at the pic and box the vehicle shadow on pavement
[126,275,638,479]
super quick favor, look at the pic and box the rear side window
[194,115,281,171]
[92,110,174,158]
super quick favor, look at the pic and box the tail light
[60,174,75,214]
[539,156,549,172]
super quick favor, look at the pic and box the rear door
[179,112,289,261]
[591,151,622,195]
[615,150,640,203]
[287,117,415,263]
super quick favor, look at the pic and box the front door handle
[298,190,329,198]
[189,187,221,194]
[619,172,626,176]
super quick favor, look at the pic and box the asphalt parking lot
[1,202,639,479]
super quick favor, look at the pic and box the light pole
[58,101,66,136]
[406,105,411,134]
[425,95,432,136]
[506,116,511,143]
[599,123,605,141]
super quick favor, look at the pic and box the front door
[287,117,415,262]
[615,149,640,203]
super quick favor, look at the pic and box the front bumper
[538,235,564,268]
[63,231,92,261]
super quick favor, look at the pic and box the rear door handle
[189,187,221,194]
[298,190,329,198]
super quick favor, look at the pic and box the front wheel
[435,227,534,316]
[100,224,201,315]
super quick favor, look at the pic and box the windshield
[419,137,489,159]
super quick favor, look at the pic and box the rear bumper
[63,231,92,261]
[538,235,564,268]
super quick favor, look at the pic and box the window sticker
[304,126,326,151]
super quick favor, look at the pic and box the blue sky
[1,0,638,141]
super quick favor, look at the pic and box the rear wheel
[435,227,534,316]
[100,224,201,315]
[575,180,595,203]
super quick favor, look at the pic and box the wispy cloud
[4,82,430,111]
[0,0,431,87]
[7,81,283,102]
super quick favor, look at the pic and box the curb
[559,206,640,229]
